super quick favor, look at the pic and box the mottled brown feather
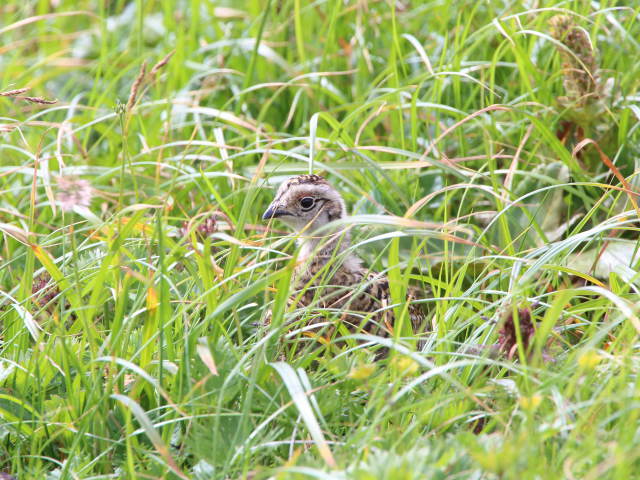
[293,258,425,338]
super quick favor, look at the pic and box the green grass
[1,0,639,478]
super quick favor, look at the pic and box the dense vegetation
[1,0,639,478]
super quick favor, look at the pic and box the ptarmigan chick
[262,174,425,341]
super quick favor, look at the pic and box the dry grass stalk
[149,50,175,78]
[126,61,147,112]
[0,86,57,104]
[21,96,58,105]
[125,51,174,113]
[0,87,31,96]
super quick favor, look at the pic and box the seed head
[549,15,599,106]
[498,307,536,359]
[32,273,59,308]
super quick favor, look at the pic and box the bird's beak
[262,204,291,221]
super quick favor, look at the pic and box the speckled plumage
[292,254,426,337]
[263,174,426,342]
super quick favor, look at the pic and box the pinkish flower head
[56,176,93,211]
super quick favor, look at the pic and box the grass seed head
[549,15,599,107]
[32,273,60,309]
[498,306,535,359]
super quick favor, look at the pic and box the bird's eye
[299,197,315,210]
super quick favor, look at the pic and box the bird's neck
[297,227,361,271]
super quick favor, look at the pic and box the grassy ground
[1,0,639,478]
